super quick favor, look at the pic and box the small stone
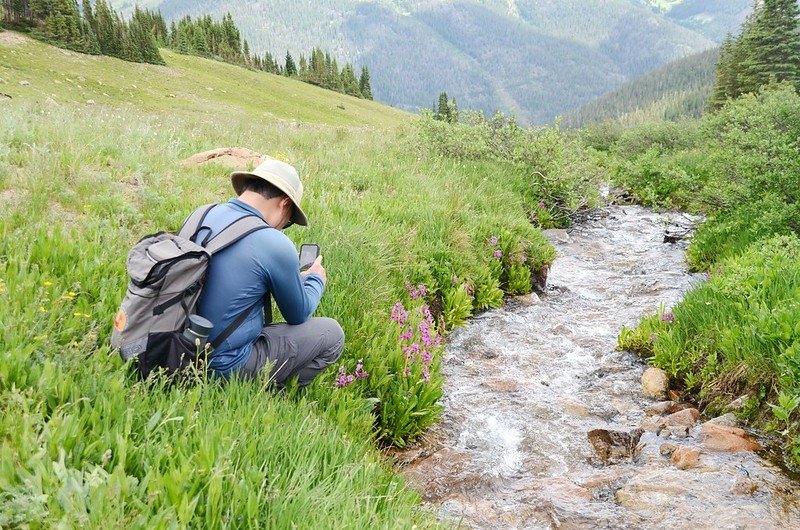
[639,416,666,433]
[19,80,30,86]
[664,408,700,427]
[706,413,739,428]
[730,476,758,496]
[641,368,669,399]
[662,425,690,439]
[588,428,644,464]
[644,400,684,416]
[86,99,95,105]
[660,442,679,456]
[167,93,176,98]
[514,293,540,306]
[668,389,684,401]
[700,423,763,453]
[671,446,700,470]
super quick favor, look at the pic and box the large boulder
[587,428,643,464]
[641,367,669,399]
[664,408,700,427]
[181,147,264,170]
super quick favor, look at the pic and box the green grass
[0,32,585,526]
[614,85,800,468]
[0,32,408,128]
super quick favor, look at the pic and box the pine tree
[285,50,297,76]
[340,63,360,96]
[359,65,373,100]
[95,0,121,56]
[242,38,250,65]
[436,92,449,121]
[742,0,800,91]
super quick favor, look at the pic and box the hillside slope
[111,0,716,123]
[0,32,408,129]
[563,48,719,127]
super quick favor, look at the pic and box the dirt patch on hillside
[181,147,264,170]
[0,32,28,46]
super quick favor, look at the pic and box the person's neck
[238,191,283,228]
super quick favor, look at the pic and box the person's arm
[263,235,325,325]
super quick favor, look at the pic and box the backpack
[111,204,269,379]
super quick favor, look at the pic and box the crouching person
[193,157,344,386]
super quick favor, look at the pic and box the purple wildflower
[494,249,503,259]
[520,254,528,263]
[488,235,499,246]
[335,366,355,388]
[419,320,433,348]
[354,359,369,380]
[452,275,459,285]
[421,349,432,364]
[402,343,420,360]
[650,333,658,343]
[391,302,408,326]
[538,201,546,209]
[661,311,675,323]
[422,366,430,382]
[400,326,414,342]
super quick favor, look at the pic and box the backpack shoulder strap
[178,204,217,240]
[204,215,270,255]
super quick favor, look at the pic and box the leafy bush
[417,111,605,227]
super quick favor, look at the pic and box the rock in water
[588,428,644,464]
[671,446,700,470]
[664,408,700,427]
[641,368,669,399]
[731,476,758,496]
[700,423,763,453]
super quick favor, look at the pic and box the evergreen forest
[0,1,373,100]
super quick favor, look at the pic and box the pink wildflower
[422,366,430,382]
[494,249,503,259]
[391,302,408,326]
[335,366,355,388]
[400,326,414,342]
[488,235,499,246]
[354,359,369,380]
[661,311,675,323]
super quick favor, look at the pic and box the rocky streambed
[400,206,800,529]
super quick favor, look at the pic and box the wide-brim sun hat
[231,157,308,226]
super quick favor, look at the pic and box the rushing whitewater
[403,205,800,529]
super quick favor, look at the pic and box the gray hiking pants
[238,317,344,387]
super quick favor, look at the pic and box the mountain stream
[401,205,800,529]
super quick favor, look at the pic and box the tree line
[710,0,800,110]
[0,1,373,100]
[168,14,372,100]
[1,0,164,64]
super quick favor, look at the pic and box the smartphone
[299,243,320,271]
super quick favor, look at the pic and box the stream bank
[400,205,800,529]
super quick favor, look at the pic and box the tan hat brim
[231,171,309,226]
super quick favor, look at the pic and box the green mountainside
[638,0,752,41]
[0,31,407,128]
[110,0,721,123]
[564,48,719,127]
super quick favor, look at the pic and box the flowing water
[402,205,800,529]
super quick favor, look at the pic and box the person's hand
[302,255,327,284]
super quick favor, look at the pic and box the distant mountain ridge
[110,0,753,124]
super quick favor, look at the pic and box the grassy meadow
[0,33,606,526]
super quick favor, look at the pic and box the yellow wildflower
[39,306,46,313]
[43,281,53,287]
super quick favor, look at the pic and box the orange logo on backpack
[113,309,127,332]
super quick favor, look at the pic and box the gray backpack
[111,204,269,378]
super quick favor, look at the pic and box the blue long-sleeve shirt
[193,199,325,375]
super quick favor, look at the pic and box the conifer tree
[742,0,800,91]
[242,38,250,65]
[359,65,372,100]
[285,50,297,76]
[95,0,121,56]
[436,92,449,121]
[341,63,360,96]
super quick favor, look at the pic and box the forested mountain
[109,0,729,124]
[638,0,753,42]
[563,48,719,127]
